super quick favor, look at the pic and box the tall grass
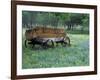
[22,32,89,69]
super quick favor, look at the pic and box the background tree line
[22,11,89,33]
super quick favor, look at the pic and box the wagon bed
[25,27,66,40]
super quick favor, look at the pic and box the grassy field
[22,31,89,69]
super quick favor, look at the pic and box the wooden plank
[32,33,66,38]
[25,27,66,39]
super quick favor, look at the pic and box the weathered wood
[33,27,64,34]
[25,27,66,40]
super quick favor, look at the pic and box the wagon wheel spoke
[25,40,27,48]
[64,36,71,46]
[47,40,54,48]
[25,40,34,48]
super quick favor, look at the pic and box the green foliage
[81,14,89,30]
[22,11,89,32]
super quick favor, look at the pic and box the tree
[81,14,89,32]
[22,11,89,33]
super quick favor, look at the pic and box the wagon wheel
[64,36,71,46]
[42,40,49,49]
[46,40,54,48]
[25,39,28,48]
[51,40,54,47]
[25,39,33,48]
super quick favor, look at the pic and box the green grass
[66,30,89,34]
[22,33,89,69]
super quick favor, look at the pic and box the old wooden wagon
[25,27,70,48]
